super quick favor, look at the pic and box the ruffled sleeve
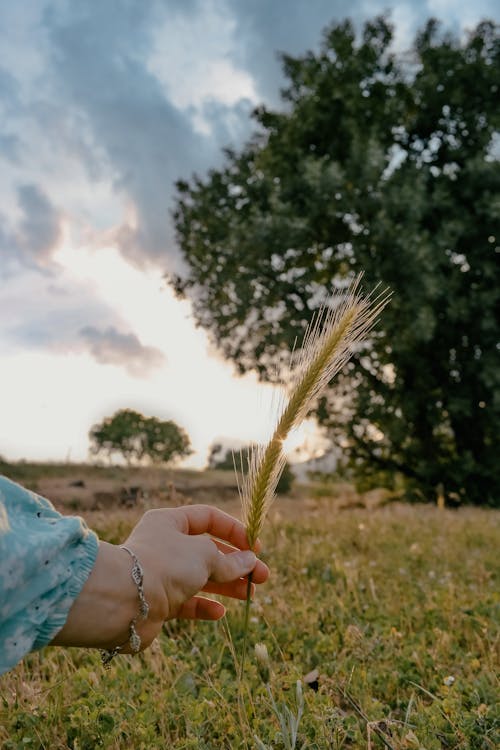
[0,475,99,674]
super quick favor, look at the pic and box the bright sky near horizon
[1,0,498,468]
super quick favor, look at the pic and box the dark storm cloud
[0,66,20,115]
[43,0,215,270]
[198,98,256,150]
[226,0,368,103]
[0,217,12,272]
[225,0,500,104]
[0,133,21,164]
[41,0,482,275]
[3,0,497,292]
[79,325,165,376]
[0,184,63,277]
[16,184,63,261]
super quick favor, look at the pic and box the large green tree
[89,409,192,466]
[172,17,500,505]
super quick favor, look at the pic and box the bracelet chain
[100,545,150,668]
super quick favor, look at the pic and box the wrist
[51,541,139,649]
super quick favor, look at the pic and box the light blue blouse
[0,476,99,674]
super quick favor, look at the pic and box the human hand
[52,505,269,653]
[122,504,269,648]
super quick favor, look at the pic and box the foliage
[1,498,499,748]
[172,16,500,506]
[208,443,295,494]
[255,681,306,750]
[207,442,240,471]
[89,408,192,466]
[275,461,294,496]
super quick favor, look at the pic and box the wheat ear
[237,275,390,676]
[240,275,390,548]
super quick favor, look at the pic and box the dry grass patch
[1,495,498,749]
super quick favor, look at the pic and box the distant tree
[208,442,294,495]
[275,461,295,495]
[173,17,500,506]
[90,409,192,465]
[207,442,236,471]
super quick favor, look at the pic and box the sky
[1,0,498,468]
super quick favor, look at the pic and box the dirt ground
[26,465,397,528]
[36,470,240,513]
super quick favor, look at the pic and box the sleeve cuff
[33,530,99,650]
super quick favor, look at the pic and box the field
[0,465,498,749]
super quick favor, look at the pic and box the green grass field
[0,475,498,749]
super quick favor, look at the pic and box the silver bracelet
[100,545,150,668]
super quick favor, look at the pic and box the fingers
[211,538,239,555]
[174,505,262,553]
[246,558,269,584]
[177,596,225,620]
[212,539,269,584]
[202,578,256,600]
[207,547,261,584]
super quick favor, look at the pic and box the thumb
[210,550,257,583]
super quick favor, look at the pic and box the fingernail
[238,551,257,569]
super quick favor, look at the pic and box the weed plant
[238,279,389,677]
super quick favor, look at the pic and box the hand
[52,505,269,653]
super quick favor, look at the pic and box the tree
[207,442,238,471]
[172,17,500,505]
[89,409,192,466]
[208,443,294,495]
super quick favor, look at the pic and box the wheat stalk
[237,275,390,676]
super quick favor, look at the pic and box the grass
[0,488,499,749]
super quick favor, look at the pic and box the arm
[1,476,268,673]
[0,476,98,674]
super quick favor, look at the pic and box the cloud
[16,183,63,261]
[28,0,468,279]
[0,258,165,377]
[0,265,132,355]
[42,1,215,270]
[0,66,20,115]
[0,133,21,163]
[0,184,63,276]
[146,2,259,116]
[79,325,165,377]
[38,0,267,272]
[226,0,361,103]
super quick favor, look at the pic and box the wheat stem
[239,571,254,681]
